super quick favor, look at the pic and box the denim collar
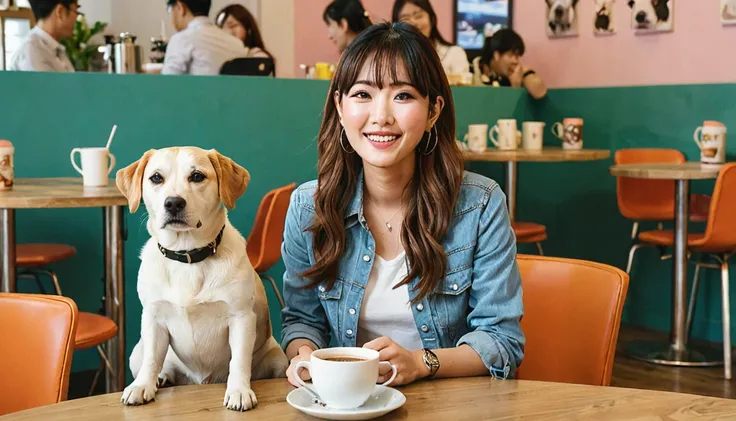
[344,169,366,230]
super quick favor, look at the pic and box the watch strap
[423,348,440,378]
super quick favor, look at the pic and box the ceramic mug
[552,118,584,150]
[694,120,727,165]
[0,140,14,191]
[314,62,335,80]
[490,119,521,150]
[293,347,397,409]
[522,122,545,150]
[70,147,116,187]
[463,124,490,153]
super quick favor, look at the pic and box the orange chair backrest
[0,293,78,415]
[614,148,685,221]
[516,255,629,386]
[701,163,736,251]
[247,183,297,272]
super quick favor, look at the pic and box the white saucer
[286,385,406,420]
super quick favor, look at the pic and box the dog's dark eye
[189,172,206,183]
[149,173,164,185]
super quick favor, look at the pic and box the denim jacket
[280,171,525,379]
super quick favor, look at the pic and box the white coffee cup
[490,119,521,150]
[0,141,14,191]
[463,124,490,153]
[694,120,727,165]
[522,122,545,150]
[70,147,116,187]
[293,347,398,409]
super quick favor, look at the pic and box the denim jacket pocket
[318,280,343,337]
[431,267,472,345]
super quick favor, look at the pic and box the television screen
[455,0,512,51]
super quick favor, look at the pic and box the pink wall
[293,1,736,87]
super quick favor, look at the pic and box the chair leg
[18,271,47,294]
[261,274,285,309]
[88,359,104,396]
[535,242,544,256]
[626,244,649,274]
[37,268,63,295]
[686,259,703,336]
[721,257,732,380]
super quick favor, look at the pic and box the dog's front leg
[223,309,258,411]
[121,307,169,405]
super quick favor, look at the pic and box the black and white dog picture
[594,0,615,34]
[547,0,580,37]
[722,0,736,25]
[628,0,674,33]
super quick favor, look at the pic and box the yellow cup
[314,62,334,80]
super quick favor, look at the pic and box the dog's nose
[554,6,564,17]
[636,11,647,23]
[164,196,187,213]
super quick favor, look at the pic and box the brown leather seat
[516,255,629,386]
[0,293,78,415]
[16,244,77,268]
[76,312,118,350]
[512,222,547,255]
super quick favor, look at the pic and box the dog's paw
[223,386,257,411]
[121,381,157,406]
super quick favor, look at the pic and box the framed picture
[0,0,9,11]
[722,0,736,24]
[546,0,579,38]
[453,0,512,59]
[594,0,615,34]
[628,0,674,33]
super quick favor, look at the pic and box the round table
[5,377,736,420]
[609,163,721,367]
[0,177,127,392]
[463,148,610,221]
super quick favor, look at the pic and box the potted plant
[62,14,108,71]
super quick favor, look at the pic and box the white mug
[522,122,545,150]
[293,347,397,409]
[70,147,116,187]
[552,118,584,150]
[0,142,14,191]
[463,124,490,153]
[490,119,521,150]
[694,121,727,165]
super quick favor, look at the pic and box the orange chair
[0,293,78,415]
[247,183,297,309]
[516,255,629,386]
[638,163,736,380]
[615,149,710,273]
[16,244,77,295]
[513,222,546,255]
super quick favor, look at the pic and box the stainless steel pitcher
[114,33,142,74]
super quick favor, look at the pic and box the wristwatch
[422,348,440,379]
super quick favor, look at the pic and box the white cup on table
[70,147,116,187]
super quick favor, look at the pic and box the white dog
[547,0,579,36]
[628,0,672,31]
[723,0,736,21]
[116,147,288,411]
[595,0,615,33]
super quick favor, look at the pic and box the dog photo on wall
[628,0,673,33]
[547,0,580,37]
[594,0,615,34]
[722,0,736,24]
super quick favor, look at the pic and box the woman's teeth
[366,134,400,143]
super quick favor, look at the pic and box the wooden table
[609,163,722,368]
[464,148,610,221]
[0,178,128,393]
[6,377,736,420]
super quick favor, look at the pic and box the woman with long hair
[323,0,372,53]
[281,22,523,387]
[216,4,274,62]
[392,0,469,76]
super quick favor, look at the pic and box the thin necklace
[365,194,402,233]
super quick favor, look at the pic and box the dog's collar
[157,226,225,264]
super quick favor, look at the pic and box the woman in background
[216,4,274,63]
[392,0,469,76]
[323,0,372,53]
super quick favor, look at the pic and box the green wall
[1,71,734,380]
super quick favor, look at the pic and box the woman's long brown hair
[216,4,275,70]
[301,22,464,303]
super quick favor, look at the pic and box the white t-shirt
[357,251,424,351]
[435,42,470,75]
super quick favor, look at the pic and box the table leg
[0,209,16,293]
[505,162,517,222]
[626,179,722,366]
[103,206,126,392]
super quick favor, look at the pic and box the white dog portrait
[722,0,736,24]
[628,0,673,33]
[594,0,615,34]
[116,147,288,412]
[546,0,580,37]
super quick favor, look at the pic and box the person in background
[392,0,468,76]
[8,0,79,72]
[163,0,246,75]
[323,0,372,54]
[215,4,273,62]
[479,28,547,99]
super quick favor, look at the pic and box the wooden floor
[68,324,736,400]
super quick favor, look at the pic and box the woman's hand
[286,345,314,387]
[363,337,430,386]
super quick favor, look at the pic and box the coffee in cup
[293,347,397,409]
[70,147,116,187]
[0,140,14,191]
[552,118,584,150]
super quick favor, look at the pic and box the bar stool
[247,182,296,309]
[637,163,736,379]
[513,222,546,255]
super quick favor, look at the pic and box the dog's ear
[628,0,635,8]
[208,149,250,210]
[115,149,155,214]
[572,0,579,7]
[546,0,553,7]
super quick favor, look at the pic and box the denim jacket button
[421,325,429,332]
[349,308,356,315]
[346,329,354,336]
[416,303,424,311]
[319,286,326,292]
[363,254,371,262]
[451,283,458,291]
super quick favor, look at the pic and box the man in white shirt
[163,0,247,76]
[8,0,79,72]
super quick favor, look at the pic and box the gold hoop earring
[340,128,354,153]
[423,126,439,155]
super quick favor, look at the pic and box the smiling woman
[281,22,524,388]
